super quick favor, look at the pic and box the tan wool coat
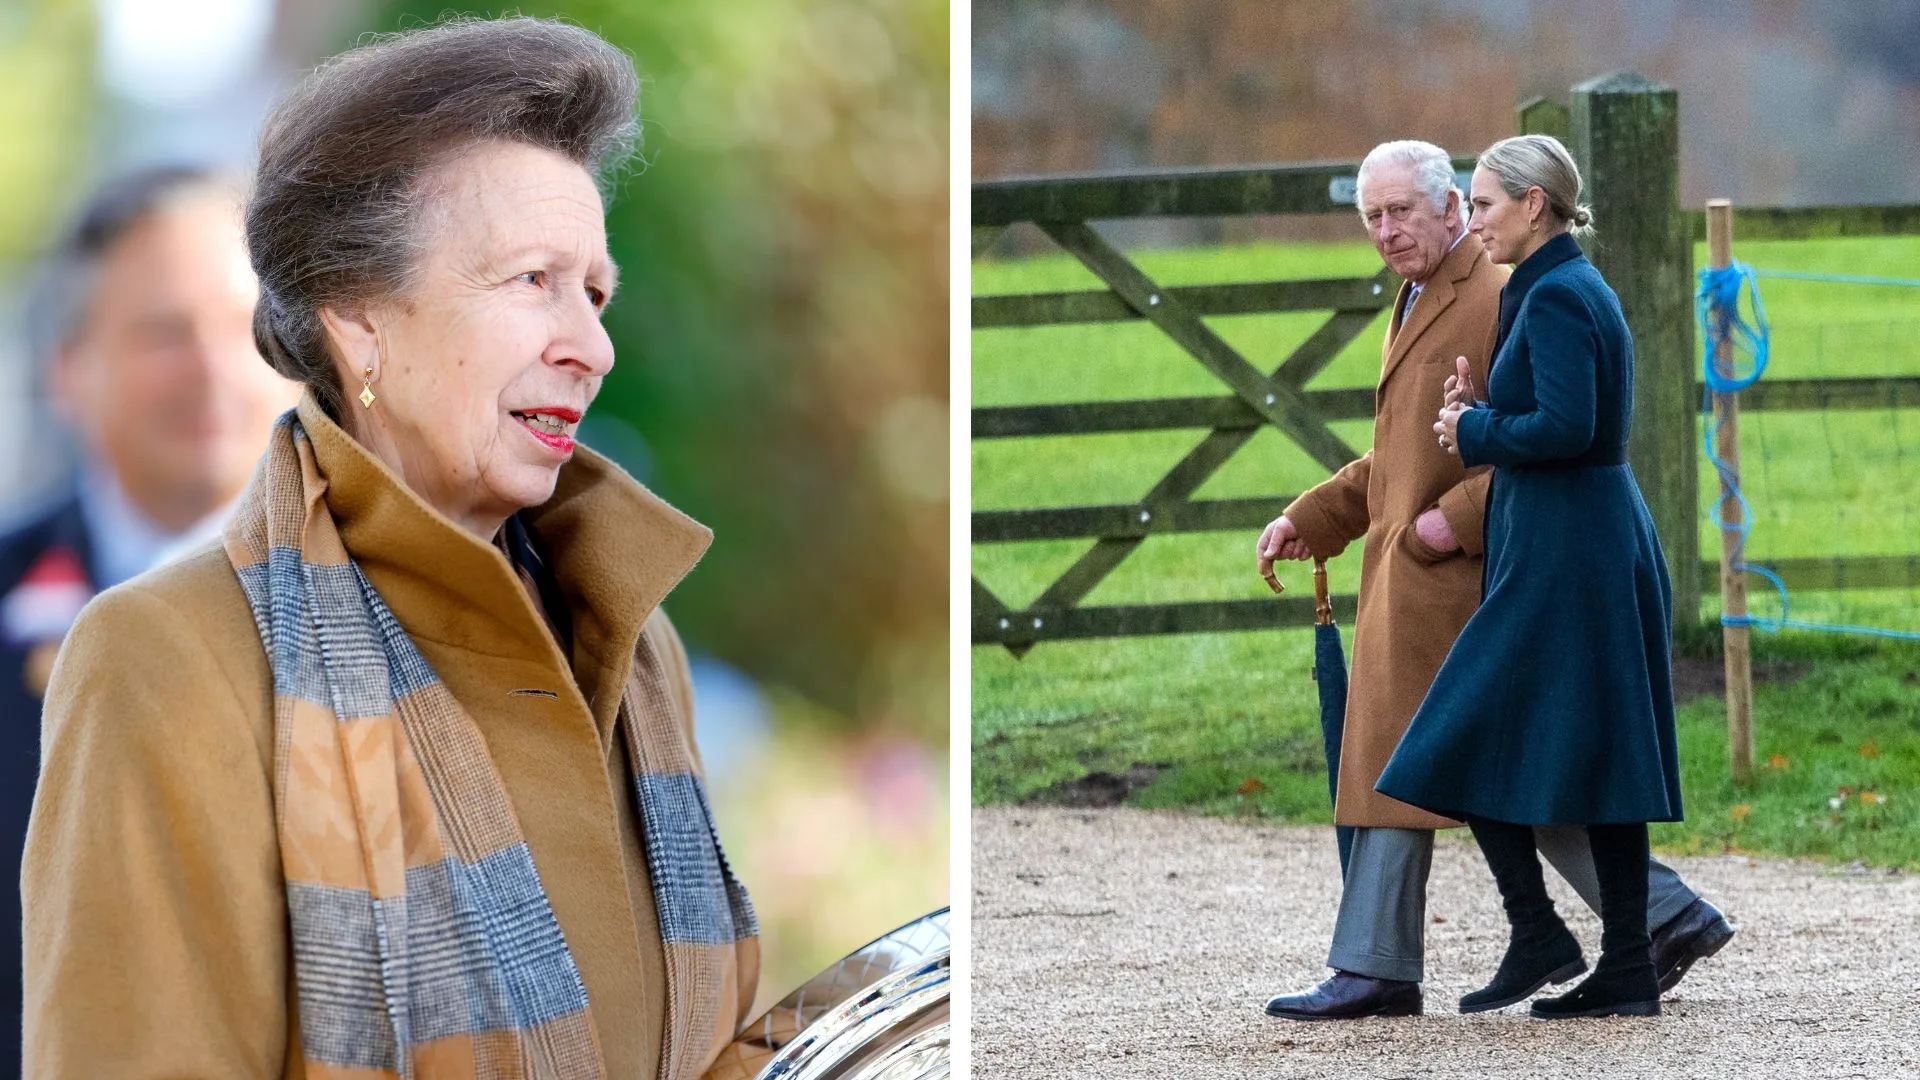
[24,397,757,1078]
[1284,233,1507,830]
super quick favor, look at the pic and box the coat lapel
[1380,233,1487,389]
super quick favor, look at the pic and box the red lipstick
[510,407,582,456]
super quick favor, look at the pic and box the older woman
[1374,135,1683,1020]
[24,17,757,1078]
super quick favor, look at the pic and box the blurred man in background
[0,165,297,1073]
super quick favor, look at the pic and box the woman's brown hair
[246,16,639,416]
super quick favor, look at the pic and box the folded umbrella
[1311,559,1356,878]
[1270,560,1353,878]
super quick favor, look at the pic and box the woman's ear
[1527,186,1548,228]
[318,305,381,383]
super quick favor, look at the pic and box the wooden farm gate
[972,72,1920,652]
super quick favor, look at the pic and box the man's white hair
[1355,140,1464,226]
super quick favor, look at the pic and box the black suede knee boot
[1459,816,1586,1013]
[1531,823,1660,1019]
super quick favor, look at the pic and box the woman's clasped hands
[1435,354,1476,456]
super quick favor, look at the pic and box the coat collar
[1497,231,1586,347]
[1383,231,1488,385]
[296,393,712,674]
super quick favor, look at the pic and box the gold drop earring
[359,365,377,408]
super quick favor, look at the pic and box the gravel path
[973,807,1920,1079]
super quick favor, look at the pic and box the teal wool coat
[1375,233,1684,825]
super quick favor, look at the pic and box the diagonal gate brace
[976,221,1381,654]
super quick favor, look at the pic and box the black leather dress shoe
[1651,898,1736,993]
[1264,971,1422,1020]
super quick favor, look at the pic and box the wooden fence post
[1570,71,1700,636]
[1516,96,1570,141]
[1706,200,1756,785]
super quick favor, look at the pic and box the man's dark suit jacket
[0,496,98,1079]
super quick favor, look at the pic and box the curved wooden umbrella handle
[1313,558,1333,626]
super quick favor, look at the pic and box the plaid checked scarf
[224,415,757,1079]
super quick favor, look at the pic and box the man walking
[1255,140,1733,1019]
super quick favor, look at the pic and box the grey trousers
[1326,825,1699,983]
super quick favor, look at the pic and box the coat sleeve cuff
[1282,491,1351,560]
[1435,469,1492,557]
[1454,406,1492,468]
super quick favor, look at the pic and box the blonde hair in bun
[1478,134,1594,238]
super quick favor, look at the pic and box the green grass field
[972,233,1920,867]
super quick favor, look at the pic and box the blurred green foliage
[0,0,95,262]
[366,1,950,738]
[712,713,948,1009]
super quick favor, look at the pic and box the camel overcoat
[24,396,758,1078]
[1283,233,1505,830]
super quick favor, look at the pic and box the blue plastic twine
[1695,262,1920,641]
[1697,262,1768,393]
